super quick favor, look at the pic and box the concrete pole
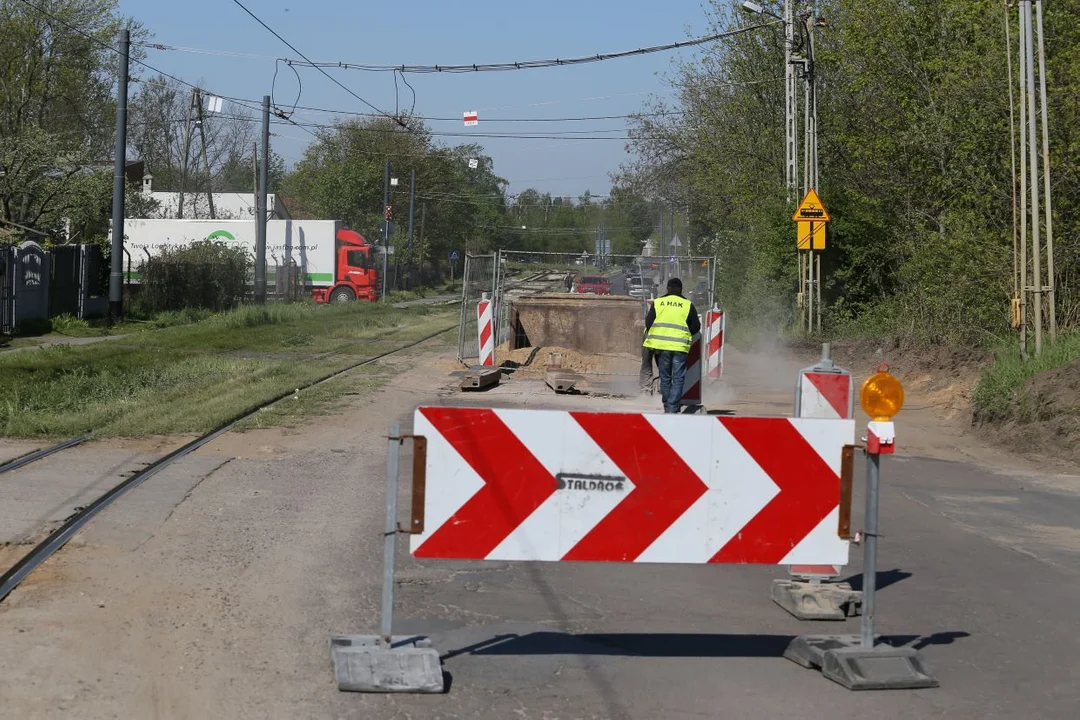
[784,0,798,202]
[1004,3,1019,306]
[1022,1,1043,355]
[407,168,416,288]
[1034,0,1056,342]
[1018,2,1029,359]
[255,95,270,304]
[108,29,130,320]
[381,160,390,301]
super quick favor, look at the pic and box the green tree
[281,116,507,279]
[0,0,135,240]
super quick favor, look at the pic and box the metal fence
[455,250,716,364]
[456,253,497,364]
[493,250,716,335]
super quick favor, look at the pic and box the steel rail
[0,324,456,604]
[0,436,88,475]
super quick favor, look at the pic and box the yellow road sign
[793,188,830,223]
[797,220,826,250]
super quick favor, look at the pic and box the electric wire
[228,0,405,127]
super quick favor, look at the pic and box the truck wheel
[330,287,355,303]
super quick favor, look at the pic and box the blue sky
[117,0,713,198]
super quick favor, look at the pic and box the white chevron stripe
[486,409,631,561]
[409,411,485,554]
[780,507,849,565]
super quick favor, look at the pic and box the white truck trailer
[122,219,378,301]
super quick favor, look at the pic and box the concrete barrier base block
[771,579,861,621]
[329,634,444,693]
[460,367,501,391]
[784,633,858,669]
[822,645,939,691]
[785,634,939,691]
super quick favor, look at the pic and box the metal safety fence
[492,250,716,346]
[456,253,497,364]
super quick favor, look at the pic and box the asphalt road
[376,406,1080,720]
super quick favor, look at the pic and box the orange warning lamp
[860,364,904,421]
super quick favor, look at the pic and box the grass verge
[973,330,1080,424]
[233,367,392,432]
[0,302,456,438]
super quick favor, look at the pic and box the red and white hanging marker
[409,407,854,566]
[705,308,725,380]
[679,326,703,406]
[463,110,479,126]
[476,294,494,366]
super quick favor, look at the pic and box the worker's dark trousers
[639,346,656,392]
[655,350,688,413]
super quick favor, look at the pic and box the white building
[136,174,290,220]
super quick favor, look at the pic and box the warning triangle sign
[793,188,830,222]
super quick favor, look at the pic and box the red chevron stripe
[563,413,707,561]
[710,417,839,564]
[413,408,556,559]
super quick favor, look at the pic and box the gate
[0,245,13,333]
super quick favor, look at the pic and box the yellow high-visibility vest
[644,295,692,352]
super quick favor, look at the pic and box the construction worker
[643,278,700,413]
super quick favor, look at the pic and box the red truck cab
[311,228,378,303]
[573,275,612,295]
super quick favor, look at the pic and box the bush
[138,242,249,314]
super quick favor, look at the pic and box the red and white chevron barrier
[477,295,494,367]
[680,328,702,406]
[705,309,725,380]
[410,407,853,565]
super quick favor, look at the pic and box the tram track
[0,323,456,604]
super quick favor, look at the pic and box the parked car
[573,275,612,295]
[690,280,710,307]
[626,276,656,299]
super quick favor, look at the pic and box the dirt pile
[496,344,638,375]
[983,358,1080,465]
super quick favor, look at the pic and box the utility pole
[784,0,798,202]
[407,168,416,288]
[382,160,391,301]
[1018,1,1029,359]
[193,89,216,220]
[1021,1,1042,355]
[1034,0,1056,342]
[418,203,427,287]
[1004,2,1019,330]
[108,28,130,320]
[255,95,270,304]
[177,88,197,219]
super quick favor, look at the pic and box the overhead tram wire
[277,24,781,74]
[228,0,407,128]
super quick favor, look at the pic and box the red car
[573,275,612,295]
